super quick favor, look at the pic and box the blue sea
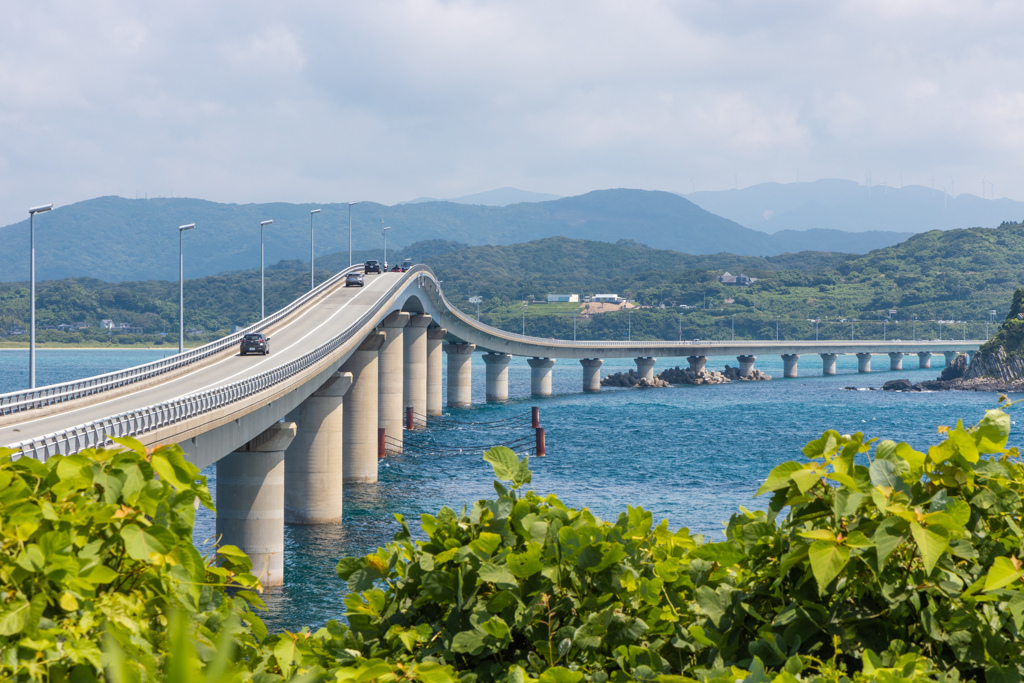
[1,349,1016,632]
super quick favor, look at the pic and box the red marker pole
[532,406,540,429]
[406,406,414,430]
[535,427,545,457]
[378,427,386,458]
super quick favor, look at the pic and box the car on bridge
[345,272,364,287]
[401,258,414,271]
[364,260,381,274]
[240,332,270,356]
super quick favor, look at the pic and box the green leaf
[910,521,949,574]
[791,467,823,494]
[755,462,803,496]
[507,543,544,578]
[808,540,850,594]
[948,423,980,464]
[479,561,519,588]
[109,436,147,456]
[802,430,840,459]
[984,556,1024,592]
[797,529,836,543]
[872,517,908,569]
[451,629,486,655]
[120,523,172,560]
[538,667,584,683]
[483,446,520,483]
[975,409,1011,453]
[869,459,908,494]
[412,662,458,683]
[0,597,30,636]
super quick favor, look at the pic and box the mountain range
[0,190,916,283]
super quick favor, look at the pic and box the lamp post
[309,209,321,290]
[573,313,578,341]
[469,296,482,320]
[348,202,358,267]
[28,203,52,389]
[815,318,819,341]
[260,219,273,319]
[913,315,917,341]
[883,319,887,341]
[732,314,735,341]
[628,309,632,341]
[989,309,996,338]
[776,316,779,341]
[522,301,528,335]
[178,223,196,354]
[382,222,391,270]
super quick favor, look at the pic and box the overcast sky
[2,0,1023,226]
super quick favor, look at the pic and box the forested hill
[0,190,913,283]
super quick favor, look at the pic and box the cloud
[1,0,1023,226]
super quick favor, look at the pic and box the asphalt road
[1,271,401,451]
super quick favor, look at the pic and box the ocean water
[2,349,1016,633]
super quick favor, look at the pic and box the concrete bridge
[0,265,980,585]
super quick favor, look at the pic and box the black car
[345,272,364,287]
[390,264,402,272]
[240,332,270,356]
[364,260,381,274]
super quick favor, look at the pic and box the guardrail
[0,265,363,417]
[11,265,428,461]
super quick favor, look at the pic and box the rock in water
[939,353,968,381]
[882,378,918,392]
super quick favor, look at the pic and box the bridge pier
[820,353,838,375]
[528,357,555,396]
[888,352,904,371]
[483,352,512,402]
[687,355,707,373]
[918,352,932,369]
[737,355,756,378]
[403,314,432,426]
[943,351,959,368]
[857,353,872,373]
[378,312,409,453]
[284,371,352,525]
[581,358,603,393]
[426,327,447,416]
[216,421,296,587]
[444,342,475,407]
[342,331,385,483]
[781,354,799,378]
[634,357,656,382]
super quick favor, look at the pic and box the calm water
[2,349,1017,632]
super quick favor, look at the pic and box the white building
[547,294,579,303]
[591,294,623,304]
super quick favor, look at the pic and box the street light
[309,209,321,291]
[260,219,273,319]
[522,301,528,335]
[468,296,482,320]
[28,203,52,389]
[732,314,735,341]
[382,222,391,270]
[913,315,917,341]
[776,316,779,341]
[178,223,196,354]
[989,309,996,338]
[348,202,358,267]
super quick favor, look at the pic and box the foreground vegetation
[3,402,1024,680]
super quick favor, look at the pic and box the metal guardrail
[11,266,425,460]
[0,265,363,417]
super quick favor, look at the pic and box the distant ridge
[400,187,561,206]
[686,179,1024,234]
[0,190,914,283]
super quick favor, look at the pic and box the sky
[2,0,1023,227]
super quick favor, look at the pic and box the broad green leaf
[0,597,30,636]
[975,409,1011,453]
[910,521,949,574]
[802,430,840,459]
[412,662,458,683]
[149,446,197,492]
[869,459,908,494]
[797,529,836,543]
[480,615,511,642]
[483,446,520,483]
[120,523,172,560]
[755,461,803,496]
[808,540,850,593]
[450,629,486,655]
[16,544,45,572]
[109,435,147,456]
[469,532,502,558]
[539,668,583,683]
[948,423,980,464]
[791,466,823,494]
[984,556,1024,592]
[479,561,519,588]
[506,543,544,578]
[825,470,859,491]
[843,531,874,549]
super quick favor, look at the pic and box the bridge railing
[0,264,364,418]
[11,265,422,461]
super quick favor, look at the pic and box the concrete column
[483,352,512,402]
[342,330,385,483]
[737,355,756,378]
[528,357,555,396]
[821,353,838,375]
[889,352,904,371]
[403,314,432,425]
[781,354,799,378]
[426,326,447,416]
[918,352,932,369]
[943,351,958,368]
[857,353,872,373]
[581,358,603,393]
[634,357,656,383]
[216,421,296,587]
[377,311,409,453]
[687,356,707,373]
[284,372,352,525]
[444,342,475,407]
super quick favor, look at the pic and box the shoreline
[0,346,182,351]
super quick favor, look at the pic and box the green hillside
[0,191,914,283]
[1,223,1019,347]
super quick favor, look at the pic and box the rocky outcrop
[657,366,730,385]
[939,353,968,381]
[600,370,670,388]
[962,346,1024,383]
[722,365,772,381]
[882,379,919,392]
[883,347,1024,393]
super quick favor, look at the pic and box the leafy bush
[5,407,1024,681]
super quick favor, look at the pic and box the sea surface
[2,349,1018,632]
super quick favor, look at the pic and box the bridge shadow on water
[194,353,1023,632]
